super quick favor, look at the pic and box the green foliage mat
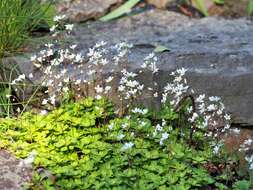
[0,98,246,189]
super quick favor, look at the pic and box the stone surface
[146,0,170,9]
[70,10,253,125]
[0,150,32,190]
[56,0,123,22]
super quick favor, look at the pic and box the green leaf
[154,45,170,53]
[213,0,224,5]
[100,0,141,22]
[248,0,253,15]
[193,0,209,17]
[233,180,251,190]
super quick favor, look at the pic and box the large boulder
[70,10,253,125]
[56,0,123,22]
[7,10,253,125]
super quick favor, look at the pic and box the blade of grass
[100,0,141,22]
[192,0,209,17]
[248,0,253,15]
[154,45,170,53]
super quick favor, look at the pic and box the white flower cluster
[141,53,158,74]
[162,68,189,105]
[141,53,159,98]
[121,142,134,151]
[162,68,231,138]
[152,121,169,146]
[211,141,224,155]
[11,74,25,85]
[50,15,74,36]
[239,138,252,152]
[131,108,148,115]
[118,69,144,100]
[238,138,253,170]
[86,41,114,99]
[245,154,253,170]
[30,42,86,105]
[113,42,133,65]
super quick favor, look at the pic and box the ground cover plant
[0,97,250,190]
[0,14,253,190]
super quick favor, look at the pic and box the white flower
[49,95,56,105]
[131,108,148,115]
[18,74,26,81]
[213,145,220,154]
[108,123,114,130]
[16,107,21,113]
[121,142,134,151]
[209,96,221,102]
[63,77,70,83]
[70,44,77,49]
[95,95,102,100]
[53,15,66,22]
[160,132,169,145]
[95,41,107,48]
[162,119,166,126]
[155,124,163,132]
[144,53,155,60]
[117,134,125,140]
[188,112,198,123]
[75,79,81,85]
[224,114,231,121]
[30,55,37,62]
[196,94,205,103]
[28,73,33,79]
[45,43,53,48]
[100,58,108,65]
[104,86,111,92]
[95,85,103,93]
[75,53,83,62]
[140,120,146,126]
[61,69,67,75]
[40,110,48,115]
[245,139,253,146]
[65,24,74,31]
[122,123,128,129]
[118,85,125,92]
[249,163,253,170]
[232,128,240,134]
[105,76,114,83]
[176,68,187,76]
[50,25,56,32]
[42,99,48,105]
[187,106,193,113]
[207,104,216,112]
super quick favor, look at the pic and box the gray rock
[7,10,253,125]
[0,150,32,190]
[56,0,123,23]
[71,10,253,125]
